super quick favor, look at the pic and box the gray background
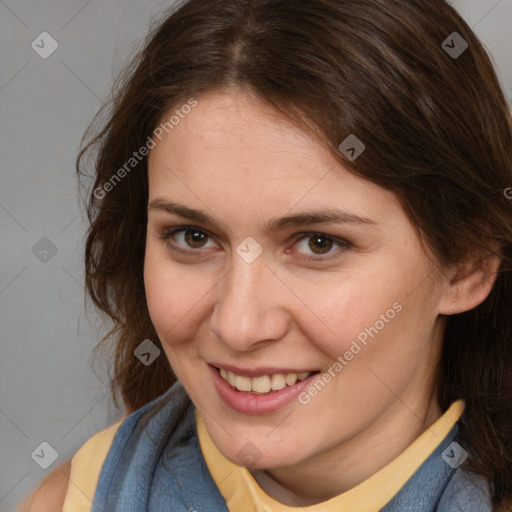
[1,1,511,510]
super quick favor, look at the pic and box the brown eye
[183,228,209,248]
[307,235,334,255]
[159,226,216,254]
[292,232,351,261]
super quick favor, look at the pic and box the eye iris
[185,229,207,248]
[178,231,336,253]
[308,235,333,254]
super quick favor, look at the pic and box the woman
[19,0,512,510]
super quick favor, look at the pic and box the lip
[209,364,320,415]
[209,362,318,378]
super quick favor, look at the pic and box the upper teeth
[219,369,312,394]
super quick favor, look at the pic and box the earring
[451,299,457,315]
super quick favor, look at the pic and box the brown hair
[77,0,512,508]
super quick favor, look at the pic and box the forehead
[146,90,402,229]
[149,91,334,179]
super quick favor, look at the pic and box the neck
[249,390,442,507]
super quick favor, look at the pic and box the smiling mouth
[213,366,320,395]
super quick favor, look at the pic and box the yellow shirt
[62,417,126,512]
[63,400,465,511]
[196,400,465,511]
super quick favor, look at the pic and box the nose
[209,248,290,352]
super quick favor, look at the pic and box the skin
[144,88,499,506]
[16,460,71,511]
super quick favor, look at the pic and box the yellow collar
[195,400,465,511]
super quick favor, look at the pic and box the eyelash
[157,225,352,262]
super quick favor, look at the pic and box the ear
[439,243,502,315]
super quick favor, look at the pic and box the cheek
[143,249,209,345]
[294,276,394,359]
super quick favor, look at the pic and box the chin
[223,442,303,469]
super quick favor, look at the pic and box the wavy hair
[76,0,512,509]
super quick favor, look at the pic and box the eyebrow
[147,199,377,233]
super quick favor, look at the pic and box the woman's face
[144,89,449,471]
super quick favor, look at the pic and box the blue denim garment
[91,381,493,512]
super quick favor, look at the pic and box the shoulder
[16,459,72,512]
[15,386,184,512]
[61,417,126,511]
[437,467,493,511]
[16,418,125,512]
